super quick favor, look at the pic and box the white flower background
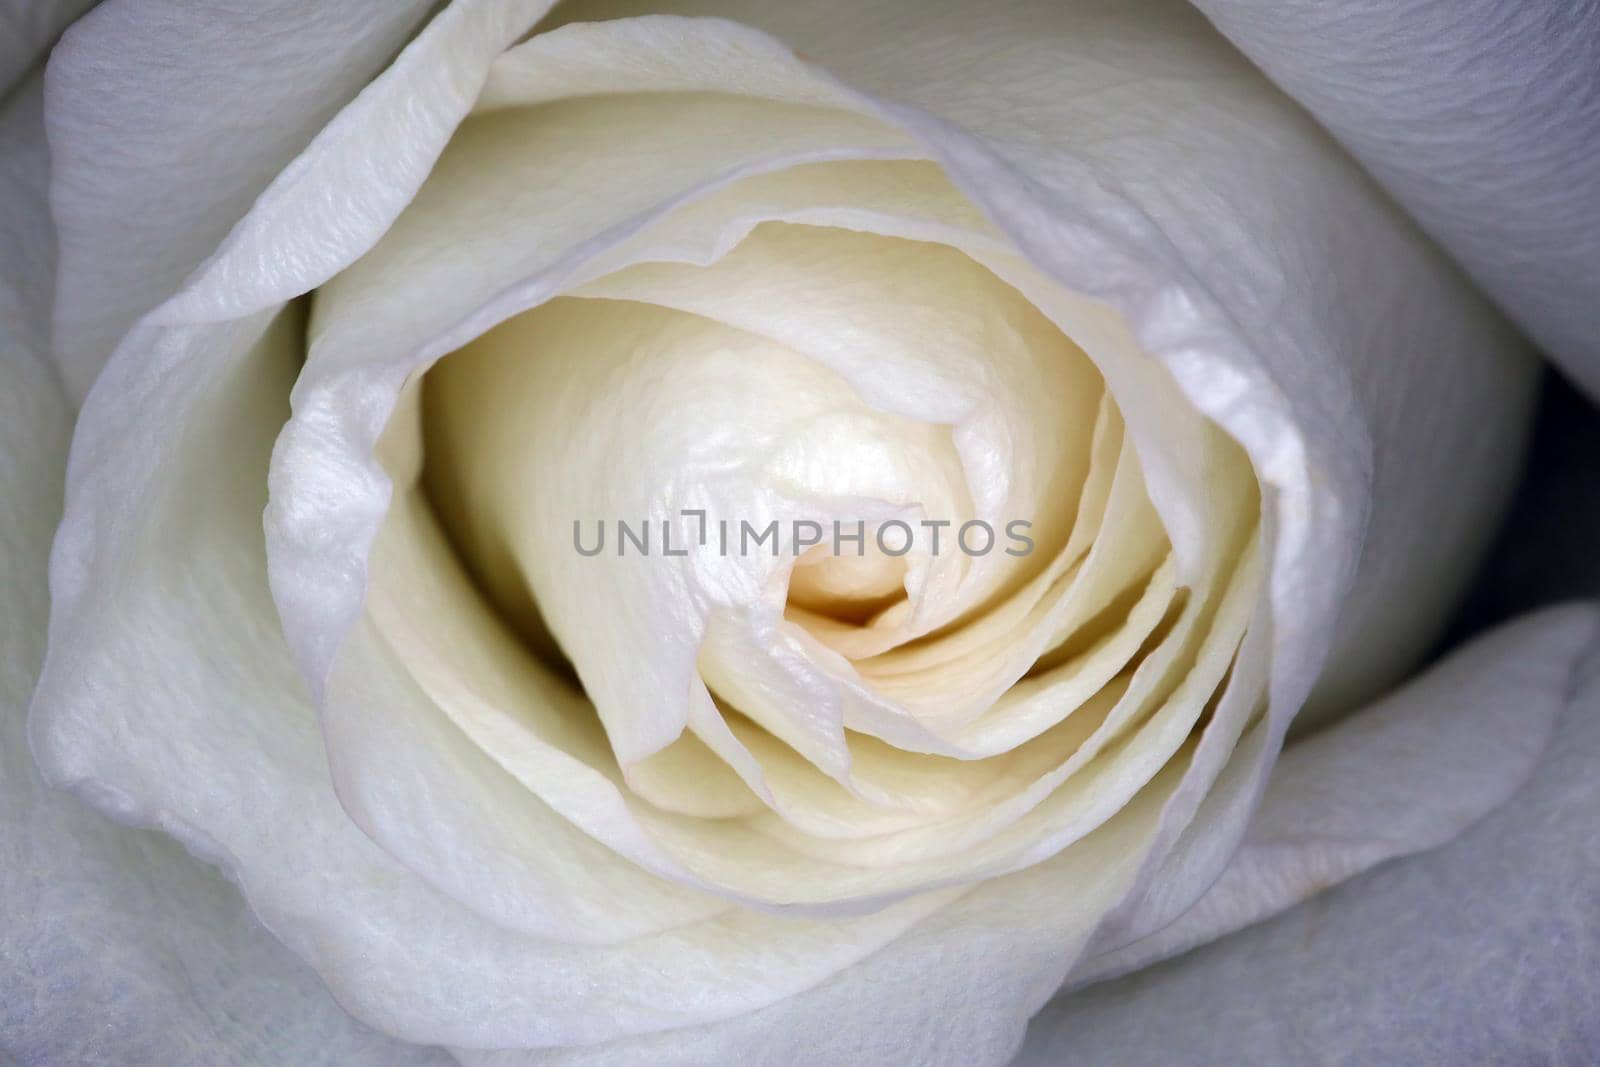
[2,1,1599,1064]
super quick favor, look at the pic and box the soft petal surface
[1019,603,1600,1065]
[29,0,1541,1060]
[0,76,446,1067]
[42,0,439,400]
[1073,602,1600,988]
[1189,0,1600,402]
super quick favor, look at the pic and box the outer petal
[0,77,445,1067]
[1074,603,1600,987]
[1018,602,1600,1065]
[42,0,438,400]
[455,783,1174,1067]
[1188,0,1600,403]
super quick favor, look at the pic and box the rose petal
[1017,602,1600,1065]
[1189,0,1600,402]
[1,340,449,1067]
[0,76,445,1067]
[41,0,484,400]
[275,89,918,697]
[358,260,1248,909]
[1075,602,1600,986]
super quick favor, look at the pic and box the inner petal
[423,223,1110,775]
[422,290,966,771]
[787,541,910,625]
[358,151,1262,911]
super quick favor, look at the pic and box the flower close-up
[3,1,1599,1064]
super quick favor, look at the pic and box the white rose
[3,1,1598,1064]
